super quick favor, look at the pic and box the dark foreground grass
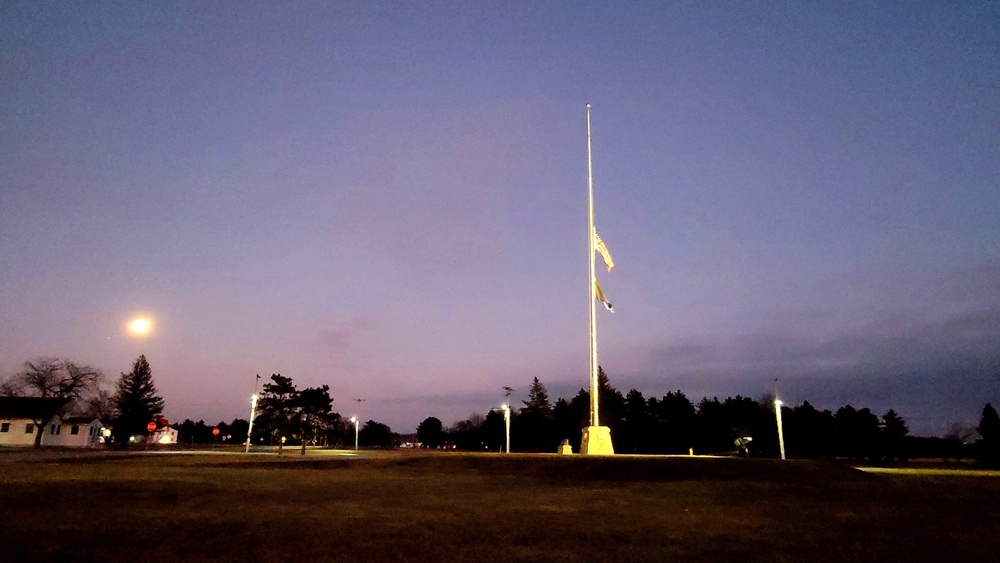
[1,450,998,563]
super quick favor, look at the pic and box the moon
[129,318,151,335]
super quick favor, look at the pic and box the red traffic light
[212,427,220,436]
[146,422,156,433]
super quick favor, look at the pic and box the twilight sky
[1,2,997,436]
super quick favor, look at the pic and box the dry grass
[1,450,998,562]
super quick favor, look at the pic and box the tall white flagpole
[586,103,599,428]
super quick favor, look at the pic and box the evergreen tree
[516,377,555,452]
[977,403,1000,467]
[619,389,650,453]
[695,397,729,454]
[552,397,581,451]
[522,377,552,416]
[881,409,909,463]
[596,366,626,447]
[652,391,697,454]
[112,355,164,449]
[785,401,836,458]
[834,405,881,461]
[596,366,625,423]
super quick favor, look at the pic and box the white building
[0,397,104,448]
[150,425,178,444]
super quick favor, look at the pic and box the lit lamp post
[350,416,359,451]
[245,394,258,453]
[501,403,511,454]
[774,399,786,460]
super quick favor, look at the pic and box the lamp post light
[774,398,786,460]
[350,416,359,451]
[501,403,511,454]
[245,394,258,453]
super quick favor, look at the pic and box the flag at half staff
[594,280,614,313]
[594,229,614,272]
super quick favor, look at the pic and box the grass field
[1,449,998,563]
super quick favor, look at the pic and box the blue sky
[2,2,997,435]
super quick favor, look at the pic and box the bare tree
[0,377,24,396]
[8,358,104,448]
[81,389,116,423]
[16,358,102,401]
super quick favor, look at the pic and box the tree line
[6,357,996,466]
[419,368,1000,466]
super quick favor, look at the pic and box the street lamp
[245,394,258,453]
[774,399,786,460]
[350,416,359,451]
[501,403,511,454]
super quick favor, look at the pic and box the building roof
[0,396,72,419]
[61,416,100,425]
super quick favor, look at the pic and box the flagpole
[586,103,599,428]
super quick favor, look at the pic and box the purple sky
[2,2,997,436]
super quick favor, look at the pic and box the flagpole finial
[586,103,591,108]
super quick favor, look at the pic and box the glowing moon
[129,318,151,335]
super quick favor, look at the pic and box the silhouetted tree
[227,418,250,444]
[881,409,909,463]
[596,366,626,443]
[651,391,698,454]
[177,419,215,444]
[559,390,591,451]
[785,401,836,458]
[256,374,297,447]
[81,389,115,425]
[551,397,579,451]
[112,355,164,449]
[481,409,506,452]
[834,405,881,462]
[976,403,1000,467]
[515,377,556,452]
[359,420,394,447]
[293,385,338,454]
[450,413,485,450]
[617,389,649,453]
[418,416,445,448]
[694,397,726,453]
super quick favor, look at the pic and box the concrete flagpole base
[580,426,614,455]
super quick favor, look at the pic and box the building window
[50,424,56,435]
[56,424,61,435]
[26,423,34,433]
[71,425,80,435]
[0,421,9,433]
